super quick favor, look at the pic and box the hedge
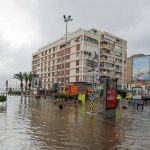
[0,95,6,102]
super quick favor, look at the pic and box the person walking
[78,93,82,104]
[81,93,85,104]
[116,94,121,108]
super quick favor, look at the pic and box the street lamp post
[63,15,73,89]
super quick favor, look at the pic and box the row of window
[34,45,80,63]
[39,44,80,58]
[100,62,114,68]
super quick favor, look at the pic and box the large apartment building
[32,28,127,89]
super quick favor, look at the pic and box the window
[76,76,79,82]
[60,50,64,55]
[76,52,80,58]
[60,44,66,49]
[52,72,54,77]
[62,70,64,76]
[76,60,79,66]
[57,71,60,76]
[48,61,50,66]
[76,68,79,73]
[57,58,60,63]
[66,48,70,54]
[66,70,70,75]
[66,55,70,60]
[76,44,80,51]
[66,62,70,68]
[66,77,69,83]
[57,52,59,57]
[53,47,55,52]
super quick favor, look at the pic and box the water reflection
[0,96,150,149]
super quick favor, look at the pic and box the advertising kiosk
[103,78,117,119]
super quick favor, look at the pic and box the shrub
[117,90,127,98]
[0,95,6,102]
[59,93,67,99]
[67,94,74,100]
[8,90,21,95]
[54,94,60,99]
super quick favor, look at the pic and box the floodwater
[0,96,150,150]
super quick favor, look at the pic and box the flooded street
[0,96,150,150]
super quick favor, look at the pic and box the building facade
[126,54,150,89]
[32,28,127,89]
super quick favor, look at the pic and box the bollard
[89,93,95,113]
[89,100,94,113]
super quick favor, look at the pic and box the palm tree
[14,72,24,95]
[23,72,29,94]
[28,72,36,94]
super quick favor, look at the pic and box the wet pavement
[0,96,150,150]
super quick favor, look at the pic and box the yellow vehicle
[126,92,132,100]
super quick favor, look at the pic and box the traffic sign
[90,93,95,100]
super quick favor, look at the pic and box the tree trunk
[20,82,23,95]
[28,83,31,95]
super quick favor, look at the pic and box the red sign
[106,89,117,108]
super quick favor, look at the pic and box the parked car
[142,95,150,102]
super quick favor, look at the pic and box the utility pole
[92,58,95,93]
[63,15,73,90]
[91,52,96,94]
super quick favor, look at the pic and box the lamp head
[68,15,71,19]
[69,18,73,21]
[63,15,66,20]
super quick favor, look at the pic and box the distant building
[32,28,127,89]
[126,54,150,90]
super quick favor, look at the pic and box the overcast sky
[0,0,150,88]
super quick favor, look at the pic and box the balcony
[101,44,113,50]
[100,66,114,70]
[101,58,114,64]
[100,71,114,77]
[115,61,122,65]
[115,69,122,72]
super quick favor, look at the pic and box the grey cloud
[0,0,150,87]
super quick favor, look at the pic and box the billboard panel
[132,56,150,81]
[105,79,117,109]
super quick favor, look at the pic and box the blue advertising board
[132,56,150,81]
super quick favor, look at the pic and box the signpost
[103,78,117,119]
[89,93,95,112]
[6,80,8,99]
